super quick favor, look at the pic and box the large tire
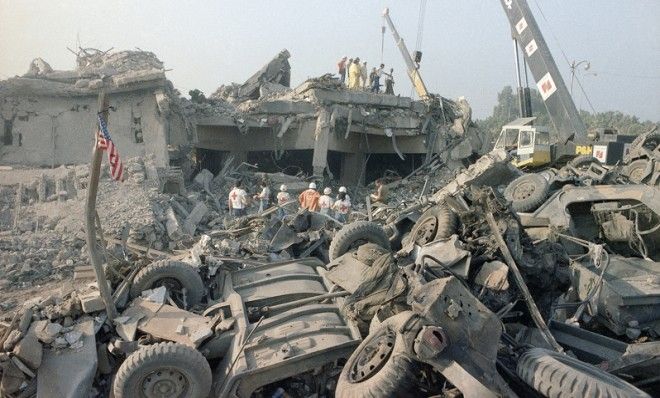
[623,159,651,183]
[113,342,212,398]
[335,319,419,398]
[517,348,650,398]
[329,221,390,261]
[569,155,601,170]
[504,173,550,213]
[404,204,458,246]
[130,260,205,309]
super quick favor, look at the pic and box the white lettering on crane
[525,40,538,57]
[537,73,557,101]
[516,18,528,35]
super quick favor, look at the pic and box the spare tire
[130,260,205,309]
[504,173,550,213]
[329,221,390,261]
[517,348,650,398]
[335,315,419,398]
[113,342,212,398]
[623,159,651,183]
[404,204,458,247]
[569,155,601,170]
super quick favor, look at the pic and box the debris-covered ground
[0,37,659,398]
[1,126,658,397]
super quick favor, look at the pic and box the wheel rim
[141,367,189,398]
[626,160,649,183]
[153,278,186,307]
[349,329,395,383]
[511,180,537,200]
[411,216,438,245]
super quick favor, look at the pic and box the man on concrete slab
[337,56,348,84]
[319,187,333,216]
[370,178,389,204]
[299,182,321,212]
[228,180,248,217]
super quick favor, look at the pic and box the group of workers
[227,178,389,223]
[337,56,395,94]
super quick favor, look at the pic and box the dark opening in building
[3,119,13,145]
[364,153,426,183]
[247,150,314,176]
[327,150,342,180]
[195,148,228,175]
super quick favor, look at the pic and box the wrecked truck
[108,257,361,398]
[325,185,658,397]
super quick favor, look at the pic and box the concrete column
[312,108,330,176]
[340,152,365,186]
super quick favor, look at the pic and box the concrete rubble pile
[0,47,659,397]
[0,144,657,397]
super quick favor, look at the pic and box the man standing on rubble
[333,192,351,223]
[360,61,368,89]
[370,178,389,204]
[228,180,248,217]
[319,187,333,216]
[299,182,321,212]
[338,186,351,205]
[276,184,290,219]
[254,179,270,213]
[337,56,347,84]
[348,58,361,90]
[372,64,385,93]
[384,68,395,95]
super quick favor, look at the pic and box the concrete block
[183,202,208,236]
[12,332,42,370]
[34,321,62,344]
[79,291,105,314]
[0,361,25,395]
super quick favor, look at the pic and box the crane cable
[415,0,427,52]
[410,0,428,98]
[531,0,596,114]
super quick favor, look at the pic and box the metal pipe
[485,211,562,352]
[260,291,350,314]
[85,91,118,320]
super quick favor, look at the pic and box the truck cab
[494,117,551,168]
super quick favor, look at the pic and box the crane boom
[499,0,587,144]
[382,7,431,101]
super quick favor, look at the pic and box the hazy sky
[1,1,658,121]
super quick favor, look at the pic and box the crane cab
[494,117,551,168]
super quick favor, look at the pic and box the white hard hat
[339,186,347,193]
[280,184,287,191]
[309,182,317,190]
[323,187,332,195]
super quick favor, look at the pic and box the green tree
[478,86,657,143]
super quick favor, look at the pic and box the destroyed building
[0,49,193,171]
[194,50,487,186]
[1,43,658,398]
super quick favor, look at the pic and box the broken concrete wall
[0,90,170,167]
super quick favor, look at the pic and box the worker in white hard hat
[299,182,320,212]
[337,186,351,205]
[276,184,290,219]
[319,187,333,216]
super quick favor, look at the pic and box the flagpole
[85,90,118,320]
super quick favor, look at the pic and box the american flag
[97,114,124,182]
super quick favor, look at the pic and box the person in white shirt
[338,186,351,205]
[276,184,291,219]
[333,192,351,223]
[319,187,333,216]
[253,179,270,213]
[228,180,248,217]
